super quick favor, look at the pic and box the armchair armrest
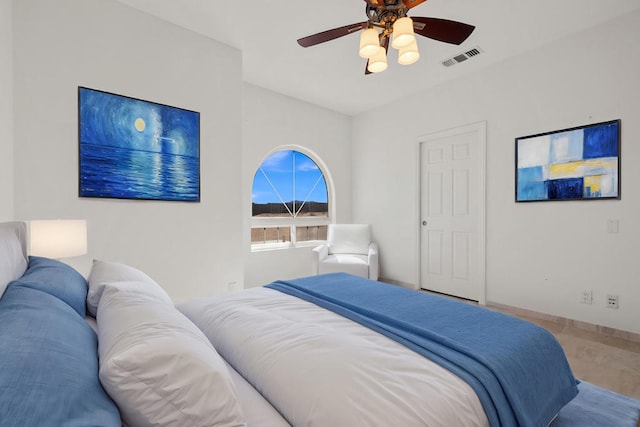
[312,244,329,275]
[368,242,379,281]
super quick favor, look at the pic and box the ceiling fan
[297,0,475,74]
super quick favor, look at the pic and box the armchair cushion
[327,224,371,255]
[318,254,369,278]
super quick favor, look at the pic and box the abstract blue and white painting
[516,120,620,202]
[79,87,200,201]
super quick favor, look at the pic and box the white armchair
[312,224,379,281]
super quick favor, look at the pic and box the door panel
[427,230,443,275]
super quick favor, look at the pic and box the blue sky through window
[252,151,327,208]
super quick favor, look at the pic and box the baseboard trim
[486,301,640,344]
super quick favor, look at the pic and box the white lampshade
[30,220,88,259]
[391,17,416,49]
[367,47,388,73]
[398,40,420,65]
[359,28,381,58]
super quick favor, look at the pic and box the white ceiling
[115,0,640,116]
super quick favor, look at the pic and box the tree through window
[252,150,329,248]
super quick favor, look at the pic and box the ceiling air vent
[442,46,483,67]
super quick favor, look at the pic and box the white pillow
[97,283,247,427]
[328,224,371,255]
[0,224,28,299]
[87,260,172,316]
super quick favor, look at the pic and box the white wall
[243,84,352,287]
[0,0,13,221]
[352,11,640,334]
[12,0,243,301]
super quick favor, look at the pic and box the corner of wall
[0,0,14,221]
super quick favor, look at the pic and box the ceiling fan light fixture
[398,40,420,65]
[367,47,388,73]
[391,17,415,49]
[359,28,381,58]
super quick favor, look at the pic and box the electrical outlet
[580,289,592,304]
[606,294,619,309]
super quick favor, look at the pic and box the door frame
[415,121,487,305]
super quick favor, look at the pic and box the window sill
[250,240,326,253]
[295,240,325,248]
[251,242,292,252]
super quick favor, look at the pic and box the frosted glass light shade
[30,220,88,259]
[391,17,415,49]
[367,47,388,73]
[398,40,420,65]
[359,28,380,58]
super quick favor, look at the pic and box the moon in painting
[134,117,146,132]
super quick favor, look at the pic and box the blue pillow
[10,256,87,316]
[0,285,121,426]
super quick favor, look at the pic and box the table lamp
[29,219,88,259]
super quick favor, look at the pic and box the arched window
[251,149,330,250]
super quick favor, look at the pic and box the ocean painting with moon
[78,87,200,201]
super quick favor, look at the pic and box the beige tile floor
[488,305,640,400]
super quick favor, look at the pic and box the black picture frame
[515,119,620,202]
[78,87,201,202]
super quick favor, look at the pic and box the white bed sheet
[178,287,489,427]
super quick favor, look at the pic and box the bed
[1,221,639,427]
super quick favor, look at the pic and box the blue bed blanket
[267,273,579,427]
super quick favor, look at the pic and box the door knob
[422,220,427,226]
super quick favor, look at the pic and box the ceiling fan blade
[365,36,390,75]
[402,0,428,9]
[411,17,475,45]
[297,22,368,48]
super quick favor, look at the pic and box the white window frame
[251,146,333,252]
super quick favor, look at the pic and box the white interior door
[419,122,486,303]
